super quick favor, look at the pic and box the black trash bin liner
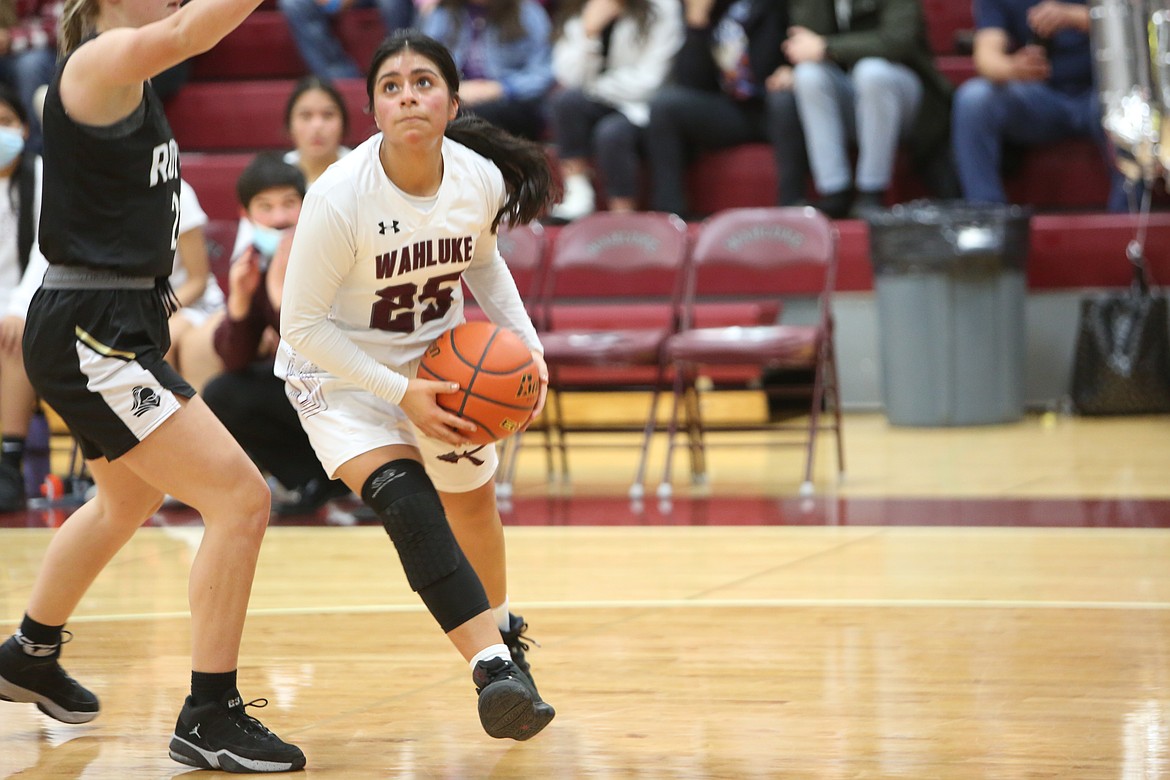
[865,201,1032,426]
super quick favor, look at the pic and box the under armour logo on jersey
[130,386,161,417]
[368,468,406,498]
[379,220,400,235]
[437,445,487,466]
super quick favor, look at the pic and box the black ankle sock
[191,670,238,706]
[2,437,25,471]
[18,614,63,649]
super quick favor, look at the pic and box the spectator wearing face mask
[0,82,47,511]
[200,153,351,516]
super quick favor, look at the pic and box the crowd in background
[0,0,1129,513]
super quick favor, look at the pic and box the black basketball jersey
[39,48,181,278]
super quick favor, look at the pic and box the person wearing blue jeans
[952,0,1127,212]
[422,0,554,141]
[782,0,954,219]
[278,0,416,80]
[0,0,59,154]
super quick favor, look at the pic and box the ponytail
[59,0,98,55]
[445,115,559,232]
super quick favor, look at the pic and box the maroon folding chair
[658,207,844,497]
[464,221,548,325]
[534,211,690,497]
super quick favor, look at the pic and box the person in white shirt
[548,0,683,220]
[165,179,226,378]
[277,30,556,741]
[0,84,47,512]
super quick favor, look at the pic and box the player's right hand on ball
[400,378,478,446]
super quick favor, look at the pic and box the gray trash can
[866,201,1031,426]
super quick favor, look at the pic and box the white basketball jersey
[277,135,539,406]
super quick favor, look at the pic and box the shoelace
[229,698,276,737]
[506,625,540,654]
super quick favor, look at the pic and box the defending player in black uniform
[0,0,305,772]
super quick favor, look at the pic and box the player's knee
[363,460,489,630]
[362,459,460,590]
[226,475,272,540]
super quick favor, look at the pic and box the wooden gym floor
[1,398,1169,778]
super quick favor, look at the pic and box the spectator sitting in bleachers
[222,77,354,292]
[783,0,956,219]
[546,0,683,221]
[0,82,46,511]
[201,153,350,516]
[646,0,796,220]
[283,75,351,187]
[0,0,58,154]
[952,0,1127,211]
[279,0,415,81]
[164,180,226,383]
[422,0,555,140]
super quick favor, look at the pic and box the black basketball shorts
[23,282,196,462]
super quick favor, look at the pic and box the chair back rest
[496,221,548,303]
[461,222,547,325]
[541,212,689,329]
[687,207,836,315]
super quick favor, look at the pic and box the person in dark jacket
[783,0,956,218]
[646,0,801,217]
[201,153,350,516]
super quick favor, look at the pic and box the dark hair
[1,83,35,272]
[236,152,307,209]
[366,31,557,231]
[284,75,350,136]
[553,0,655,40]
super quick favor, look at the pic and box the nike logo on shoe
[189,724,201,739]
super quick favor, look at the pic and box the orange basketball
[418,322,539,445]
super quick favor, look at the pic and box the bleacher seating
[175,6,1164,291]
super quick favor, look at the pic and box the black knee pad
[363,460,488,631]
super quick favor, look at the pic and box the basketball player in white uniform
[277,31,557,741]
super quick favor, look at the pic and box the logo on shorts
[130,386,161,417]
[437,445,488,466]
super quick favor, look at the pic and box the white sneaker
[550,174,595,221]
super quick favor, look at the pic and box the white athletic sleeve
[279,192,411,405]
[7,247,47,320]
[462,228,543,355]
[6,158,47,320]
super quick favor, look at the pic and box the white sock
[469,643,511,670]
[492,598,510,632]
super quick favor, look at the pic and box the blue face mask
[251,224,287,259]
[0,127,25,169]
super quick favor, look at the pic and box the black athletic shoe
[500,613,539,688]
[272,478,351,516]
[0,463,26,512]
[0,633,99,724]
[168,689,306,773]
[472,657,554,741]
